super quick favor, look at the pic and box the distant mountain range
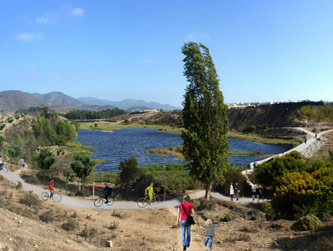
[0,90,180,111]
[78,97,180,111]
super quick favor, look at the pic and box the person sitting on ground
[200,219,220,251]
[145,182,154,204]
[102,182,113,204]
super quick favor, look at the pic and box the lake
[75,128,289,172]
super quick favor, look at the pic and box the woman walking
[177,194,197,250]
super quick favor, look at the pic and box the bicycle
[94,194,114,207]
[137,193,160,208]
[41,191,62,202]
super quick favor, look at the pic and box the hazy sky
[1,0,332,107]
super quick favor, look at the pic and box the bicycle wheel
[94,197,103,207]
[152,194,160,205]
[137,198,148,208]
[53,193,62,202]
[106,196,114,206]
[41,192,49,201]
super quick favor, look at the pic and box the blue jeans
[204,235,213,249]
[181,220,191,247]
[236,191,239,200]
[50,190,54,199]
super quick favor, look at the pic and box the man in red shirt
[49,178,54,200]
[177,194,197,250]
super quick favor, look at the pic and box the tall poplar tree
[181,42,229,200]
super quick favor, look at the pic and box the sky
[1,0,332,107]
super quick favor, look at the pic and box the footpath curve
[2,127,331,210]
[242,128,333,178]
[0,169,254,210]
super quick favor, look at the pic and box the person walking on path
[200,219,220,251]
[257,187,263,203]
[18,157,25,171]
[0,156,3,170]
[49,178,54,201]
[235,182,240,201]
[229,183,234,202]
[251,184,257,201]
[177,194,197,250]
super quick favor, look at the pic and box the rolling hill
[0,90,44,111]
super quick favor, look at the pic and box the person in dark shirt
[102,182,113,203]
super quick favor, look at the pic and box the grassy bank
[79,121,182,134]
[79,121,300,145]
[227,131,299,145]
[145,146,272,159]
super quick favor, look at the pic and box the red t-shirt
[178,201,194,221]
[49,181,54,191]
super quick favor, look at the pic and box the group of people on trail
[251,183,263,202]
[177,194,220,250]
[229,182,240,202]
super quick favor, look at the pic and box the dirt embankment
[1,174,332,251]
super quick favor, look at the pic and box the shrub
[261,201,274,215]
[39,209,55,223]
[108,220,119,230]
[255,152,308,187]
[223,212,236,222]
[80,224,97,239]
[272,171,332,218]
[61,219,79,231]
[0,124,5,131]
[297,214,321,231]
[16,181,23,190]
[19,192,42,210]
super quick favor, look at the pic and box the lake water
[75,128,288,172]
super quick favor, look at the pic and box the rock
[18,220,22,224]
[106,240,113,247]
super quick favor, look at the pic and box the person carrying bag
[177,194,197,250]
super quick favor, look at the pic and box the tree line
[64,108,126,120]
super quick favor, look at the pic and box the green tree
[8,144,21,159]
[0,135,4,151]
[118,156,142,187]
[181,42,229,200]
[35,150,55,182]
[70,154,95,190]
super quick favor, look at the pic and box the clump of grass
[80,224,97,240]
[16,181,22,190]
[71,211,78,218]
[223,212,236,222]
[107,220,119,230]
[111,211,123,219]
[19,192,42,210]
[39,209,55,223]
[61,218,79,231]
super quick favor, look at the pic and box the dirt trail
[167,207,203,251]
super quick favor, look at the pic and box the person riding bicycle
[102,182,113,204]
[49,178,54,201]
[145,182,154,204]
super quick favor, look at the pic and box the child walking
[200,219,220,250]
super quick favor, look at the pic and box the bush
[272,171,332,218]
[255,152,307,187]
[297,214,321,231]
[80,224,97,239]
[16,181,23,190]
[61,219,79,231]
[19,192,42,210]
[39,209,55,223]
